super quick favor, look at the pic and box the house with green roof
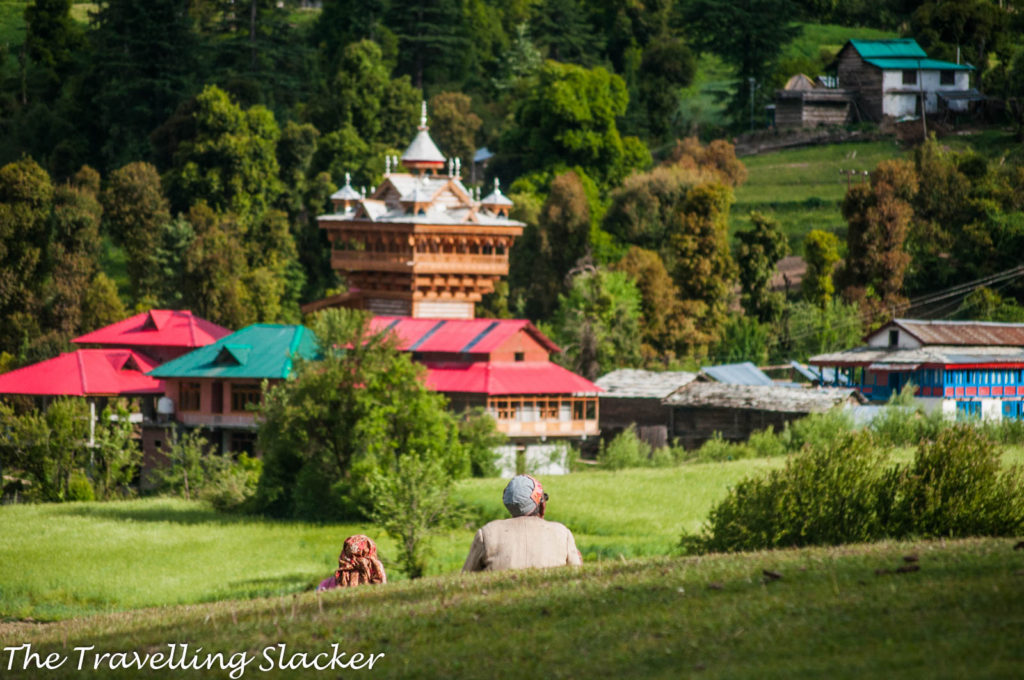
[833,38,978,121]
[145,324,318,456]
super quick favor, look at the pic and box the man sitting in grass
[462,474,583,572]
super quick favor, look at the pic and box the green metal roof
[849,39,927,59]
[149,324,319,379]
[863,57,974,71]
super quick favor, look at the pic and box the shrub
[67,470,95,502]
[599,425,653,470]
[779,408,854,452]
[889,426,1024,537]
[203,453,262,513]
[684,430,889,553]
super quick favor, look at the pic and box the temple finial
[495,177,501,192]
[420,100,428,129]
[345,172,351,186]
[385,156,391,175]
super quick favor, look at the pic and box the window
[1003,402,1024,420]
[888,329,899,347]
[902,70,917,85]
[514,352,525,362]
[230,384,262,412]
[940,70,955,85]
[179,382,201,411]
[956,401,981,420]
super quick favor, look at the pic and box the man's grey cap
[502,475,542,517]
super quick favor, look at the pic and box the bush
[889,426,1024,537]
[779,408,854,452]
[684,424,1024,554]
[203,453,262,513]
[598,426,653,470]
[684,430,888,553]
[67,470,95,502]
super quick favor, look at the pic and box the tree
[305,40,419,150]
[545,266,643,380]
[255,309,469,522]
[611,246,692,362]
[85,0,199,168]
[23,0,83,87]
[0,398,90,502]
[678,0,801,127]
[102,162,171,304]
[386,0,469,87]
[633,37,697,140]
[911,0,1008,74]
[81,272,128,332]
[801,229,841,308]
[166,85,284,223]
[668,182,737,350]
[428,92,482,171]
[530,0,601,65]
[500,60,651,188]
[839,159,917,320]
[785,299,864,361]
[0,158,54,355]
[735,211,788,323]
[91,400,140,500]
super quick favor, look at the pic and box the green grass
[1,537,1021,679]
[0,460,779,621]
[731,140,908,251]
[783,23,897,64]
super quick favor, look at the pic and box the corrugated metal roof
[149,325,318,379]
[863,57,974,71]
[595,369,698,398]
[889,319,1024,346]
[701,362,773,385]
[810,345,1024,367]
[424,361,601,395]
[368,317,561,355]
[0,349,164,396]
[789,361,850,385]
[664,383,861,413]
[73,310,232,349]
[849,39,927,59]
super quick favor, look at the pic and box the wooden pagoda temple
[310,102,524,319]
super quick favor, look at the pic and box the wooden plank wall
[837,47,883,121]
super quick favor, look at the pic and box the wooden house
[774,74,855,128]
[810,319,1024,421]
[833,39,977,121]
[595,369,698,449]
[663,384,864,449]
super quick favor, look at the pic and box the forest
[2,0,1024,379]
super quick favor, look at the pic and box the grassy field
[730,140,909,251]
[0,460,784,622]
[0,537,1021,679]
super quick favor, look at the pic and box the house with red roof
[146,316,599,473]
[73,309,233,363]
[369,317,601,474]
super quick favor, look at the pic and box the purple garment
[318,575,338,591]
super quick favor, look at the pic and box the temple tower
[313,102,523,319]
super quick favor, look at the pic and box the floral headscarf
[334,534,387,587]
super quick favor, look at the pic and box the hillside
[1,537,1021,679]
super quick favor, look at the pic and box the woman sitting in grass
[318,535,387,590]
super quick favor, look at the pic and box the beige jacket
[462,515,583,572]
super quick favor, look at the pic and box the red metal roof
[422,361,602,395]
[0,350,164,397]
[370,316,560,354]
[73,310,232,349]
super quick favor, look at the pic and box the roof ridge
[76,350,88,395]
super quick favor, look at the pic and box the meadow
[0,537,1021,679]
[0,459,784,622]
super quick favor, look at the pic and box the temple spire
[419,100,428,129]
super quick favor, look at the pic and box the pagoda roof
[149,324,319,380]
[370,316,561,355]
[0,349,164,397]
[73,310,232,349]
[423,361,602,395]
[401,129,446,165]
